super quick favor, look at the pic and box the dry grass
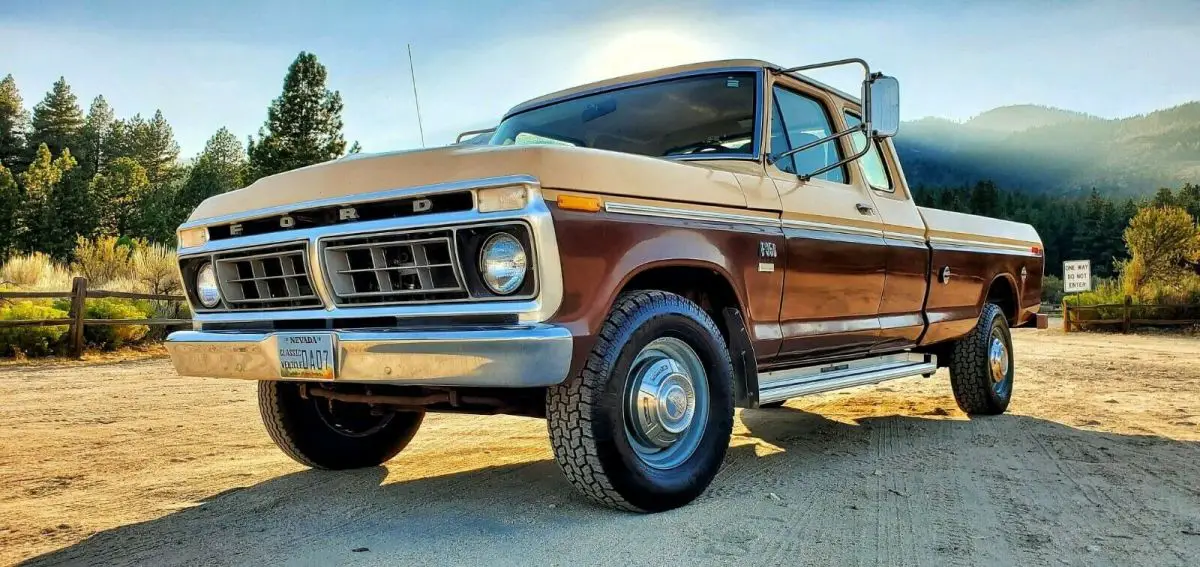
[0,253,74,291]
[0,239,181,295]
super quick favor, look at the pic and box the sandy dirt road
[2,327,1199,566]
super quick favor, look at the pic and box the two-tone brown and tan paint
[542,192,786,372]
[182,59,1044,374]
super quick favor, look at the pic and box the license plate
[277,333,336,379]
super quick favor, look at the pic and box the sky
[2,0,1199,157]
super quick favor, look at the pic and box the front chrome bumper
[165,325,574,387]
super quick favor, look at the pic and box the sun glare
[583,28,716,79]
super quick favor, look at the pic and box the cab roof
[504,59,861,118]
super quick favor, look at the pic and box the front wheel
[546,290,735,512]
[258,381,424,469]
[948,303,1014,415]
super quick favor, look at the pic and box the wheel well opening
[986,276,1018,323]
[620,265,754,406]
[620,266,741,337]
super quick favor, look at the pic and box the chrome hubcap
[625,337,709,470]
[989,330,1012,398]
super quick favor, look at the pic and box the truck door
[767,83,887,362]
[842,112,929,351]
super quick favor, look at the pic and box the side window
[844,113,894,192]
[770,87,845,184]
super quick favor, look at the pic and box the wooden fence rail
[1062,295,1200,333]
[0,277,190,357]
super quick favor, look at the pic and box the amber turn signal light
[557,194,602,212]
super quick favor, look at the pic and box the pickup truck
[166,58,1046,513]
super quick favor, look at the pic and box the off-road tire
[546,290,735,512]
[258,381,424,469]
[948,303,1013,415]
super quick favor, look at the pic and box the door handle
[855,203,875,215]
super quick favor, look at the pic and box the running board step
[757,352,937,405]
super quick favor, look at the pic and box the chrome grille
[322,229,468,305]
[214,244,321,310]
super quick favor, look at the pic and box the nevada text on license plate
[278,333,336,379]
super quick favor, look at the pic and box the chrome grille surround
[213,243,321,310]
[175,175,564,326]
[322,229,468,305]
[318,222,537,307]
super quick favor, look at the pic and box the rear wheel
[546,290,735,512]
[948,303,1013,415]
[258,381,424,469]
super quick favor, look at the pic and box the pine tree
[178,127,246,215]
[0,74,28,170]
[135,110,180,184]
[99,112,180,185]
[77,95,115,178]
[128,181,182,243]
[28,77,84,160]
[102,115,134,165]
[0,165,19,260]
[247,52,348,181]
[16,144,76,253]
[44,168,95,259]
[968,180,1000,217]
[1151,187,1176,208]
[90,157,150,237]
[1179,183,1200,221]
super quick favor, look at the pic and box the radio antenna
[407,43,426,148]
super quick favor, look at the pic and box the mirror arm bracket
[767,123,867,165]
[797,143,872,182]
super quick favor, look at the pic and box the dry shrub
[0,253,71,289]
[131,244,182,296]
[72,236,137,286]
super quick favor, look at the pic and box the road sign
[1063,260,1092,293]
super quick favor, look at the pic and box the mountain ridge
[894,101,1200,196]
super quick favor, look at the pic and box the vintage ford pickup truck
[167,58,1045,512]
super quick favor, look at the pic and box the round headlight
[479,233,527,295]
[196,262,222,308]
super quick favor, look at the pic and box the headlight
[478,233,527,295]
[195,262,221,308]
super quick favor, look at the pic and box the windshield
[490,72,759,158]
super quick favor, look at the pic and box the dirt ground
[1,326,1198,567]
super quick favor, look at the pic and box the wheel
[546,290,735,512]
[757,401,787,409]
[258,381,424,469]
[948,303,1013,415]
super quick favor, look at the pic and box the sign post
[1061,259,1091,332]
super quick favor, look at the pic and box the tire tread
[948,303,1010,415]
[546,290,733,512]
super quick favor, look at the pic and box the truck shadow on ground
[22,407,1200,566]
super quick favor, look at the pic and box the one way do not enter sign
[1063,260,1092,293]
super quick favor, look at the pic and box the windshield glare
[490,72,759,158]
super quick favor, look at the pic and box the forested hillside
[896,103,1200,196]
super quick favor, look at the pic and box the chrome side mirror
[866,75,900,138]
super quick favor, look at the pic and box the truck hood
[189,144,749,222]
